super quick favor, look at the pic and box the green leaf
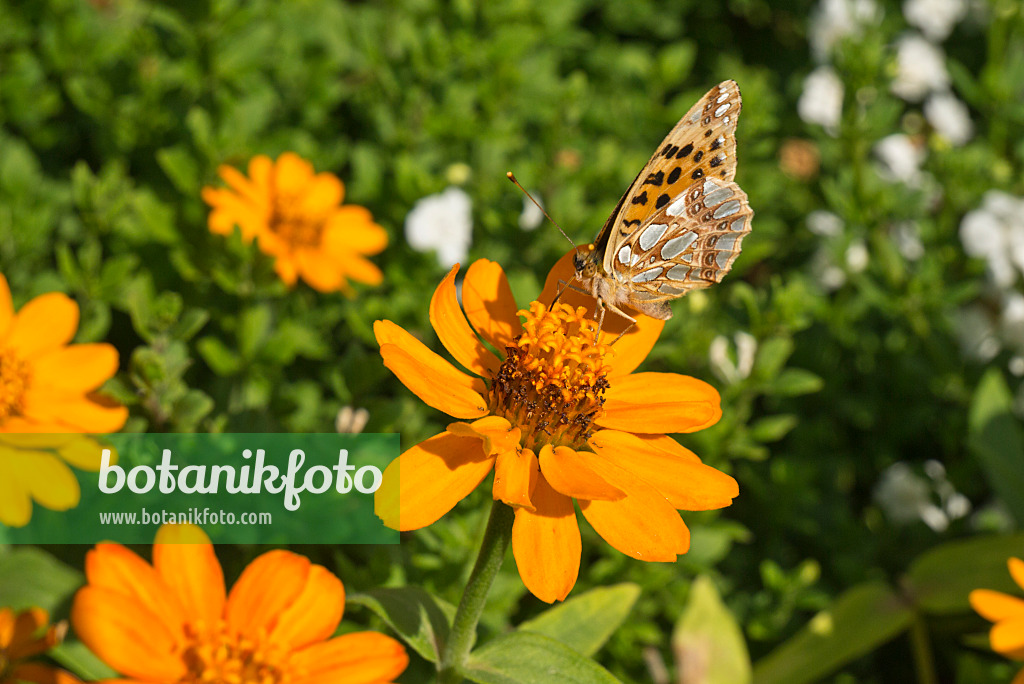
[752,582,913,684]
[770,369,824,397]
[156,145,200,194]
[348,587,455,663]
[465,632,622,684]
[51,640,118,681]
[968,369,1024,524]
[754,337,793,379]
[672,576,752,684]
[197,336,244,375]
[0,547,82,614]
[904,532,1024,615]
[748,415,798,442]
[518,583,640,657]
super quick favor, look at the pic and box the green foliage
[1,0,1023,681]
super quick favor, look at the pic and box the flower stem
[909,612,938,684]
[437,500,515,684]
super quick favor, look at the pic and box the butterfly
[570,80,753,329]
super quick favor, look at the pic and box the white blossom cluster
[404,186,473,268]
[874,461,971,532]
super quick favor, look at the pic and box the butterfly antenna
[506,172,580,254]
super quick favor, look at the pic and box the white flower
[955,305,1000,361]
[892,34,950,101]
[405,187,473,268]
[903,0,966,41]
[809,0,881,61]
[925,92,973,146]
[893,221,925,260]
[845,241,870,272]
[875,134,926,185]
[875,463,933,525]
[519,194,545,231]
[335,406,370,434]
[959,190,1024,288]
[1002,292,1024,350]
[708,332,758,384]
[807,210,844,237]
[811,247,846,291]
[799,66,844,133]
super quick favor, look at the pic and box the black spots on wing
[719,171,726,177]
[677,143,693,158]
[691,168,704,180]
[717,221,728,230]
[702,116,711,125]
[624,219,641,227]
[664,145,680,158]
[631,191,648,206]
[693,150,704,163]
[661,145,672,156]
[643,170,665,186]
[710,138,722,151]
[655,193,670,209]
[667,167,681,184]
[710,155,723,168]
[704,129,713,137]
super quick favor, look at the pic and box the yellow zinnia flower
[970,556,1024,683]
[0,274,127,526]
[72,524,409,684]
[0,607,80,684]
[202,152,388,293]
[374,250,739,603]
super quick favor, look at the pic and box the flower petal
[0,456,32,526]
[375,432,495,531]
[512,477,581,603]
[992,617,1024,656]
[84,544,187,637]
[540,248,664,376]
[218,163,265,208]
[270,564,346,651]
[296,248,345,293]
[430,265,500,377]
[225,549,311,636]
[9,663,82,684]
[152,524,226,631]
[0,274,13,341]
[31,344,119,393]
[446,415,521,457]
[299,173,344,217]
[1011,558,1024,592]
[6,293,79,359]
[971,589,1024,623]
[631,432,702,463]
[5,607,51,660]
[598,372,721,434]
[71,586,186,682]
[291,632,409,684]
[537,445,624,502]
[579,453,690,561]
[323,207,388,255]
[273,152,315,196]
[462,259,522,351]
[7,450,80,512]
[492,447,538,510]
[375,320,488,419]
[589,430,737,510]
[23,392,128,433]
[56,436,113,471]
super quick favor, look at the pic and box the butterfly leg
[552,279,591,307]
[599,300,638,345]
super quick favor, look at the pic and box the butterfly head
[573,249,600,279]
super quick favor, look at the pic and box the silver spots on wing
[667,265,691,280]
[713,200,741,219]
[714,103,732,117]
[660,283,687,295]
[661,231,698,259]
[666,194,688,217]
[617,245,632,265]
[632,267,663,283]
[716,233,739,252]
[703,180,734,206]
[639,223,668,251]
[731,217,746,232]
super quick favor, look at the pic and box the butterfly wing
[599,80,751,300]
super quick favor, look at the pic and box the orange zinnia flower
[970,556,1024,684]
[0,274,127,526]
[202,152,388,293]
[72,524,409,684]
[0,607,80,684]
[373,250,739,602]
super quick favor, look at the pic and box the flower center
[0,347,31,424]
[180,622,287,684]
[488,301,611,451]
[268,198,324,249]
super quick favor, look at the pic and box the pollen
[489,301,612,451]
[0,347,31,423]
[268,202,325,248]
[181,621,287,684]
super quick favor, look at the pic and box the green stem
[437,500,515,684]
[909,612,938,684]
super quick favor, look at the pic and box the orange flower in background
[0,274,127,526]
[202,152,388,293]
[0,607,80,684]
[374,250,738,603]
[72,524,408,684]
[970,556,1024,683]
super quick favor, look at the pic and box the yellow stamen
[181,621,287,684]
[489,302,612,451]
[0,347,31,423]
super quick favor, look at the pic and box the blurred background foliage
[1,0,1024,681]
